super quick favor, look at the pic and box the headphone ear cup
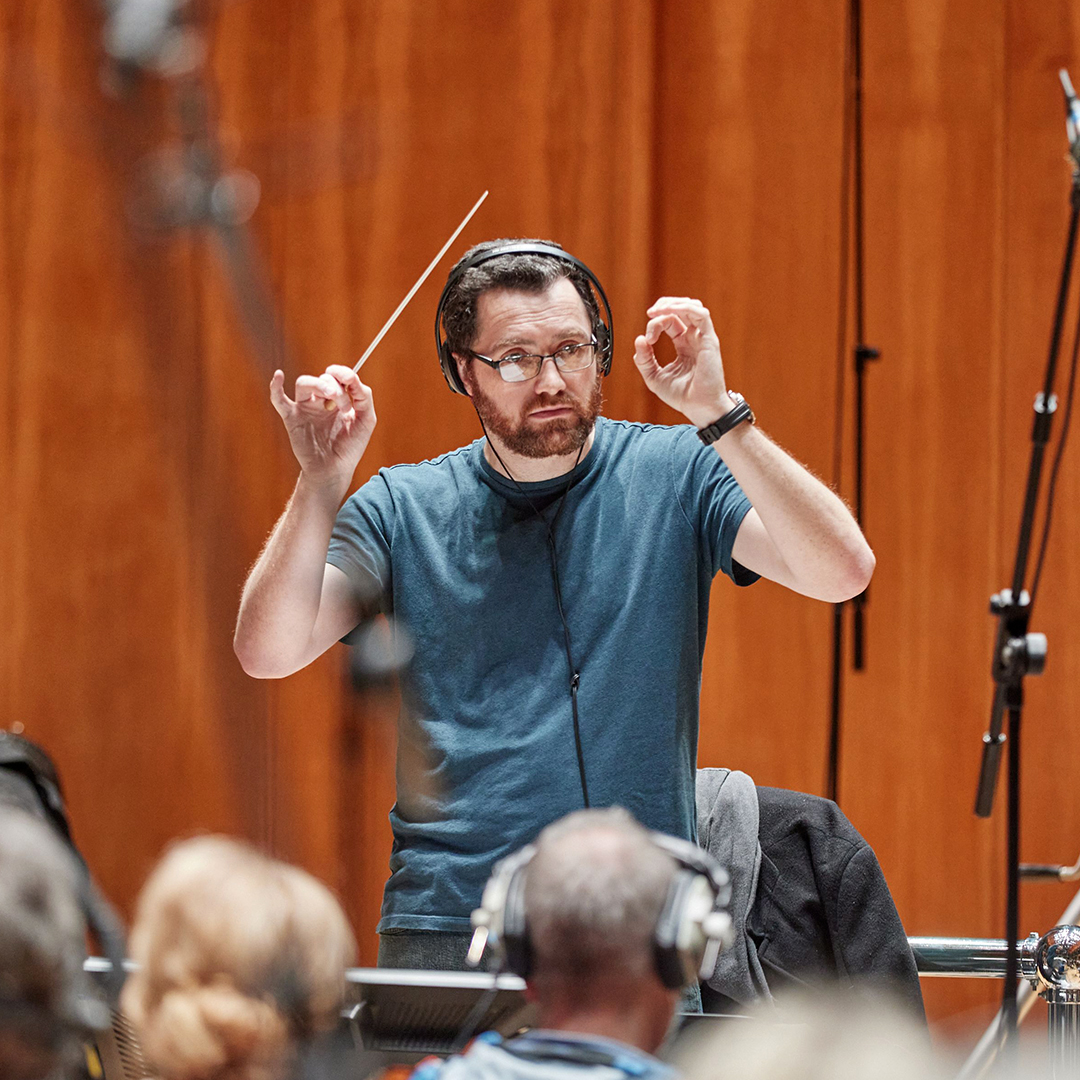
[653,869,697,990]
[595,323,612,375]
[440,342,468,395]
[500,865,532,978]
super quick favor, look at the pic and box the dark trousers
[377,930,489,971]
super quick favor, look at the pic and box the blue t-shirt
[327,417,756,932]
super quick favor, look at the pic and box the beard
[464,368,604,459]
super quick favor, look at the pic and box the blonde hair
[121,836,356,1080]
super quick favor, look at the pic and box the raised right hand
[269,364,377,489]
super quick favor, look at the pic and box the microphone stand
[827,0,880,802]
[101,0,293,377]
[972,69,1080,1048]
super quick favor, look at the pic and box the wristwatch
[697,392,756,445]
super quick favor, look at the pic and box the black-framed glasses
[468,339,599,383]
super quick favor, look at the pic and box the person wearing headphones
[416,808,730,1080]
[0,809,109,1080]
[234,240,874,973]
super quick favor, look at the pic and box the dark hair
[0,810,98,1080]
[441,239,606,356]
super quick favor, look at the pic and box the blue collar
[484,1029,677,1080]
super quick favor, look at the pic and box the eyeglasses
[468,339,599,383]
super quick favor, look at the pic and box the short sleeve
[327,471,395,609]
[670,426,759,585]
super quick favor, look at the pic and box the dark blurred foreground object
[0,732,127,993]
[349,615,416,693]
[0,730,128,1075]
[0,809,110,1080]
[695,769,925,1020]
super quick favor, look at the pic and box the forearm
[234,473,349,677]
[717,424,874,602]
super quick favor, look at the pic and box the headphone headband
[469,826,733,990]
[434,242,614,395]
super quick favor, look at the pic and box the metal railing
[909,926,1080,1079]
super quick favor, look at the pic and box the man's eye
[500,354,529,365]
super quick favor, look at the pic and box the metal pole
[1048,992,1080,1080]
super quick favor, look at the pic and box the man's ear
[454,354,473,397]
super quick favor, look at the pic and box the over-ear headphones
[467,830,733,991]
[434,242,615,395]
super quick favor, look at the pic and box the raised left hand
[633,297,731,428]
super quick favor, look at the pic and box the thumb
[269,369,291,417]
[633,335,661,382]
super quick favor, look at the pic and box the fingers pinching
[293,374,326,407]
[325,364,370,406]
[309,371,350,413]
[647,298,715,336]
[644,313,689,346]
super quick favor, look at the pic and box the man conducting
[234,240,874,970]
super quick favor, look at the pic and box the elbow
[233,630,293,680]
[828,541,876,602]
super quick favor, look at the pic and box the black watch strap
[697,392,755,445]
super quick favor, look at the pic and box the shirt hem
[377,913,476,934]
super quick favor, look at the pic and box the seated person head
[474,807,730,1055]
[0,809,100,1080]
[121,836,356,1080]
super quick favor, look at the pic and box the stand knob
[999,632,1047,678]
[1034,925,1080,995]
[1025,633,1048,675]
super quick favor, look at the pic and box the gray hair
[523,808,676,980]
[0,810,91,1080]
[440,238,605,356]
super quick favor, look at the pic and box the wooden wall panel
[653,0,848,792]
[2,0,658,967]
[1,2,280,911]
[5,0,1080,1042]
[838,0,1009,1033]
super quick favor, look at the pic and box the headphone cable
[449,956,507,1054]
[477,416,590,808]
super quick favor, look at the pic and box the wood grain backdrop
[3,0,1079,1044]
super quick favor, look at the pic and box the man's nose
[534,355,568,393]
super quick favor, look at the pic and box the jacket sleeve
[750,787,926,1023]
[834,842,926,1021]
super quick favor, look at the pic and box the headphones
[434,242,615,395]
[0,733,126,1013]
[467,830,733,991]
